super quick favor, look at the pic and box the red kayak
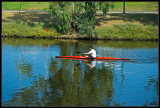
[55,56,130,60]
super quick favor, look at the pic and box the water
[2,38,158,107]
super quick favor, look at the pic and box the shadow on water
[2,38,158,48]
[2,38,158,106]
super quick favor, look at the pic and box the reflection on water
[2,38,158,107]
[85,60,96,70]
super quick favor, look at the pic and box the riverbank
[2,35,158,41]
[2,11,158,41]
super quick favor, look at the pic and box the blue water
[2,39,158,107]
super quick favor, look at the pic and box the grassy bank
[95,23,158,40]
[95,13,158,40]
[2,21,60,38]
[2,12,158,41]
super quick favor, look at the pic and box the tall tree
[49,2,114,37]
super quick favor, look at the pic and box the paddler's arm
[83,52,90,55]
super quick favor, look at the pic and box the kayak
[55,56,130,60]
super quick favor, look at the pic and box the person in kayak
[83,46,96,58]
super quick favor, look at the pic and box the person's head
[89,46,93,49]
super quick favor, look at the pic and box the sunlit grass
[110,2,158,11]
[95,23,158,40]
[2,2,158,11]
[2,2,49,10]
[2,21,60,37]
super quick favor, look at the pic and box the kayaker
[83,46,96,58]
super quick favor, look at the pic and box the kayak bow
[55,56,130,60]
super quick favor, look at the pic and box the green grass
[125,2,158,11]
[2,2,49,10]
[2,2,158,11]
[2,21,60,37]
[95,23,158,40]
[111,2,158,11]
[95,12,158,40]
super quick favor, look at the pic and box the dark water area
[2,38,159,106]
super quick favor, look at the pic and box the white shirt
[88,49,96,58]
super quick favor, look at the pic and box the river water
[2,38,159,107]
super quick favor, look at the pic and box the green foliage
[98,2,114,15]
[49,2,114,36]
[72,2,96,36]
[49,2,72,34]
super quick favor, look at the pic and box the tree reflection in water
[5,56,116,106]
[2,38,158,107]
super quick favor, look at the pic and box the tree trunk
[72,2,75,14]
[123,2,125,14]
[19,2,22,15]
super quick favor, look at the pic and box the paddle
[76,51,83,54]
[75,51,85,56]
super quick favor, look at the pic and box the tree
[49,2,114,37]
